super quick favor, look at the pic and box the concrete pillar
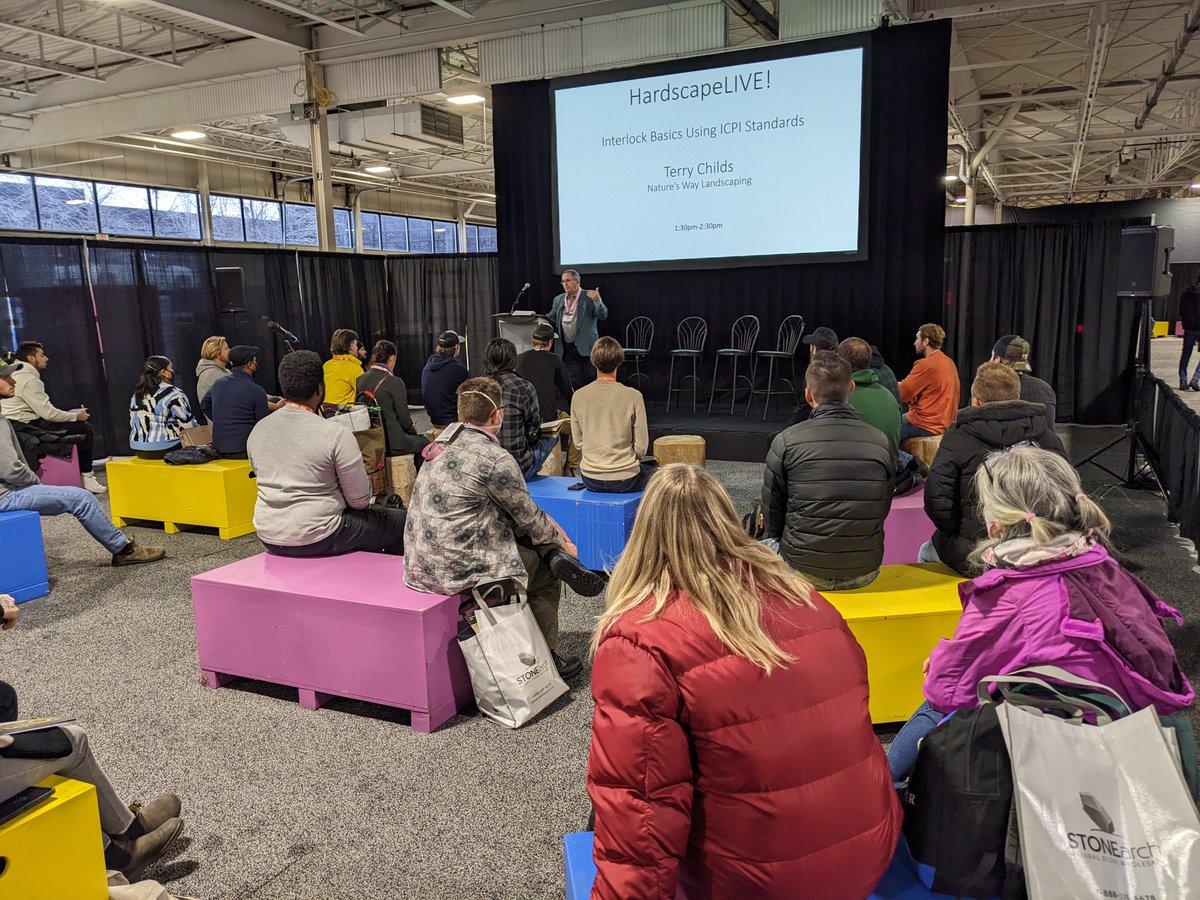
[198,161,213,246]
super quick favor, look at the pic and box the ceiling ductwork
[276,103,466,158]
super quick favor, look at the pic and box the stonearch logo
[518,652,536,667]
[1064,792,1159,866]
[515,651,547,685]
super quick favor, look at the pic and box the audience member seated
[1,340,104,494]
[404,377,605,680]
[570,338,651,493]
[920,362,1065,574]
[786,325,838,427]
[248,350,404,557]
[483,338,555,481]
[195,334,230,417]
[763,352,894,590]
[898,323,961,440]
[587,464,901,899]
[888,445,1193,785]
[871,342,901,401]
[201,345,282,459]
[128,356,197,460]
[421,331,469,439]
[0,592,183,880]
[992,334,1057,424]
[322,328,362,413]
[357,340,428,464]
[1,362,165,565]
[837,336,901,455]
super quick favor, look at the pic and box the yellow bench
[821,563,965,724]
[107,457,257,540]
[0,776,108,899]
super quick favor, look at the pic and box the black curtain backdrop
[0,236,498,457]
[944,221,1131,424]
[493,20,951,377]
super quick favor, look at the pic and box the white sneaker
[82,472,107,494]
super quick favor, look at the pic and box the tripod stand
[1074,295,1164,494]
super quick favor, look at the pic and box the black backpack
[901,700,1026,898]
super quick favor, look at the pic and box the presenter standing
[547,269,607,388]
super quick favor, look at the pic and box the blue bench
[563,831,956,899]
[526,476,641,571]
[0,510,50,604]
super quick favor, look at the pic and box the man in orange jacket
[898,323,961,440]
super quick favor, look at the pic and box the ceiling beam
[428,0,476,19]
[136,0,311,50]
[0,15,185,68]
[907,0,1096,24]
[1067,5,1111,198]
[0,49,105,81]
[723,0,778,41]
[252,0,367,36]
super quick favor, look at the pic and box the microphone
[266,320,299,343]
[509,282,531,316]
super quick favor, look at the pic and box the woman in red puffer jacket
[587,464,901,900]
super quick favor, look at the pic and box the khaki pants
[517,543,561,651]
[386,454,417,507]
[556,410,581,475]
[426,425,447,443]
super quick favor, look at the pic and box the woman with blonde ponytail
[586,464,901,900]
[888,444,1193,784]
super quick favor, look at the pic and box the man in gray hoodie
[195,335,231,419]
[0,362,164,566]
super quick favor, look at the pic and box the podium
[494,311,553,354]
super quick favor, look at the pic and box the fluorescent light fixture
[446,94,485,105]
[1191,182,1200,189]
[170,130,206,140]
[944,173,959,182]
[65,198,87,205]
[954,196,967,203]
[364,165,392,174]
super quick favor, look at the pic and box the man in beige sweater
[570,337,652,493]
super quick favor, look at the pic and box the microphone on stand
[265,319,300,343]
[509,282,531,316]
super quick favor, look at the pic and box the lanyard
[284,401,315,414]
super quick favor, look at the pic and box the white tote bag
[1002,698,1200,898]
[457,587,568,729]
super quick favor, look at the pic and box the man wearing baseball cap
[421,331,469,440]
[786,326,839,427]
[0,362,165,566]
[991,334,1057,424]
[515,323,578,474]
[202,345,284,459]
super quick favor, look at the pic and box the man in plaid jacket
[483,338,556,481]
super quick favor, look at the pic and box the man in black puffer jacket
[763,352,895,590]
[921,361,1065,575]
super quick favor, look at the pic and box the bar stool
[666,317,708,412]
[707,315,759,414]
[747,315,806,419]
[624,316,654,392]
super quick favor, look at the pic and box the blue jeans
[0,484,129,554]
[887,701,947,788]
[899,415,936,442]
[1181,330,1200,384]
[917,539,942,564]
[522,436,559,481]
[581,463,655,494]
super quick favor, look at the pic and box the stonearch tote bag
[1003,698,1200,897]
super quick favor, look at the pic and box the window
[478,225,497,252]
[432,220,457,253]
[380,214,408,252]
[35,177,97,233]
[0,174,36,231]
[283,202,318,247]
[210,195,244,242]
[361,212,381,251]
[242,198,283,244]
[96,183,152,237]
[150,190,201,240]
[334,208,354,249]
[407,217,433,253]
[465,224,479,253]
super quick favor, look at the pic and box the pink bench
[882,486,934,565]
[191,552,472,733]
[37,447,82,488]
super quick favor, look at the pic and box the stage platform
[647,407,793,462]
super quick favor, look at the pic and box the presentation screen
[551,41,868,271]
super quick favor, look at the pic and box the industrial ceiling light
[944,173,959,182]
[364,165,392,174]
[954,196,967,203]
[170,130,206,140]
[1191,182,1200,189]
[446,94,485,105]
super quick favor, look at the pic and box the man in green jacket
[838,337,900,455]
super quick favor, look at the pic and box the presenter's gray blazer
[547,291,608,356]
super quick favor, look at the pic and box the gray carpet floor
[4,423,1196,898]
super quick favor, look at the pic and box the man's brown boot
[112,539,167,567]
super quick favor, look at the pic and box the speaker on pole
[214,266,246,313]
[1117,225,1174,298]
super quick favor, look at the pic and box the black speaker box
[214,266,245,312]
[1118,226,1174,297]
